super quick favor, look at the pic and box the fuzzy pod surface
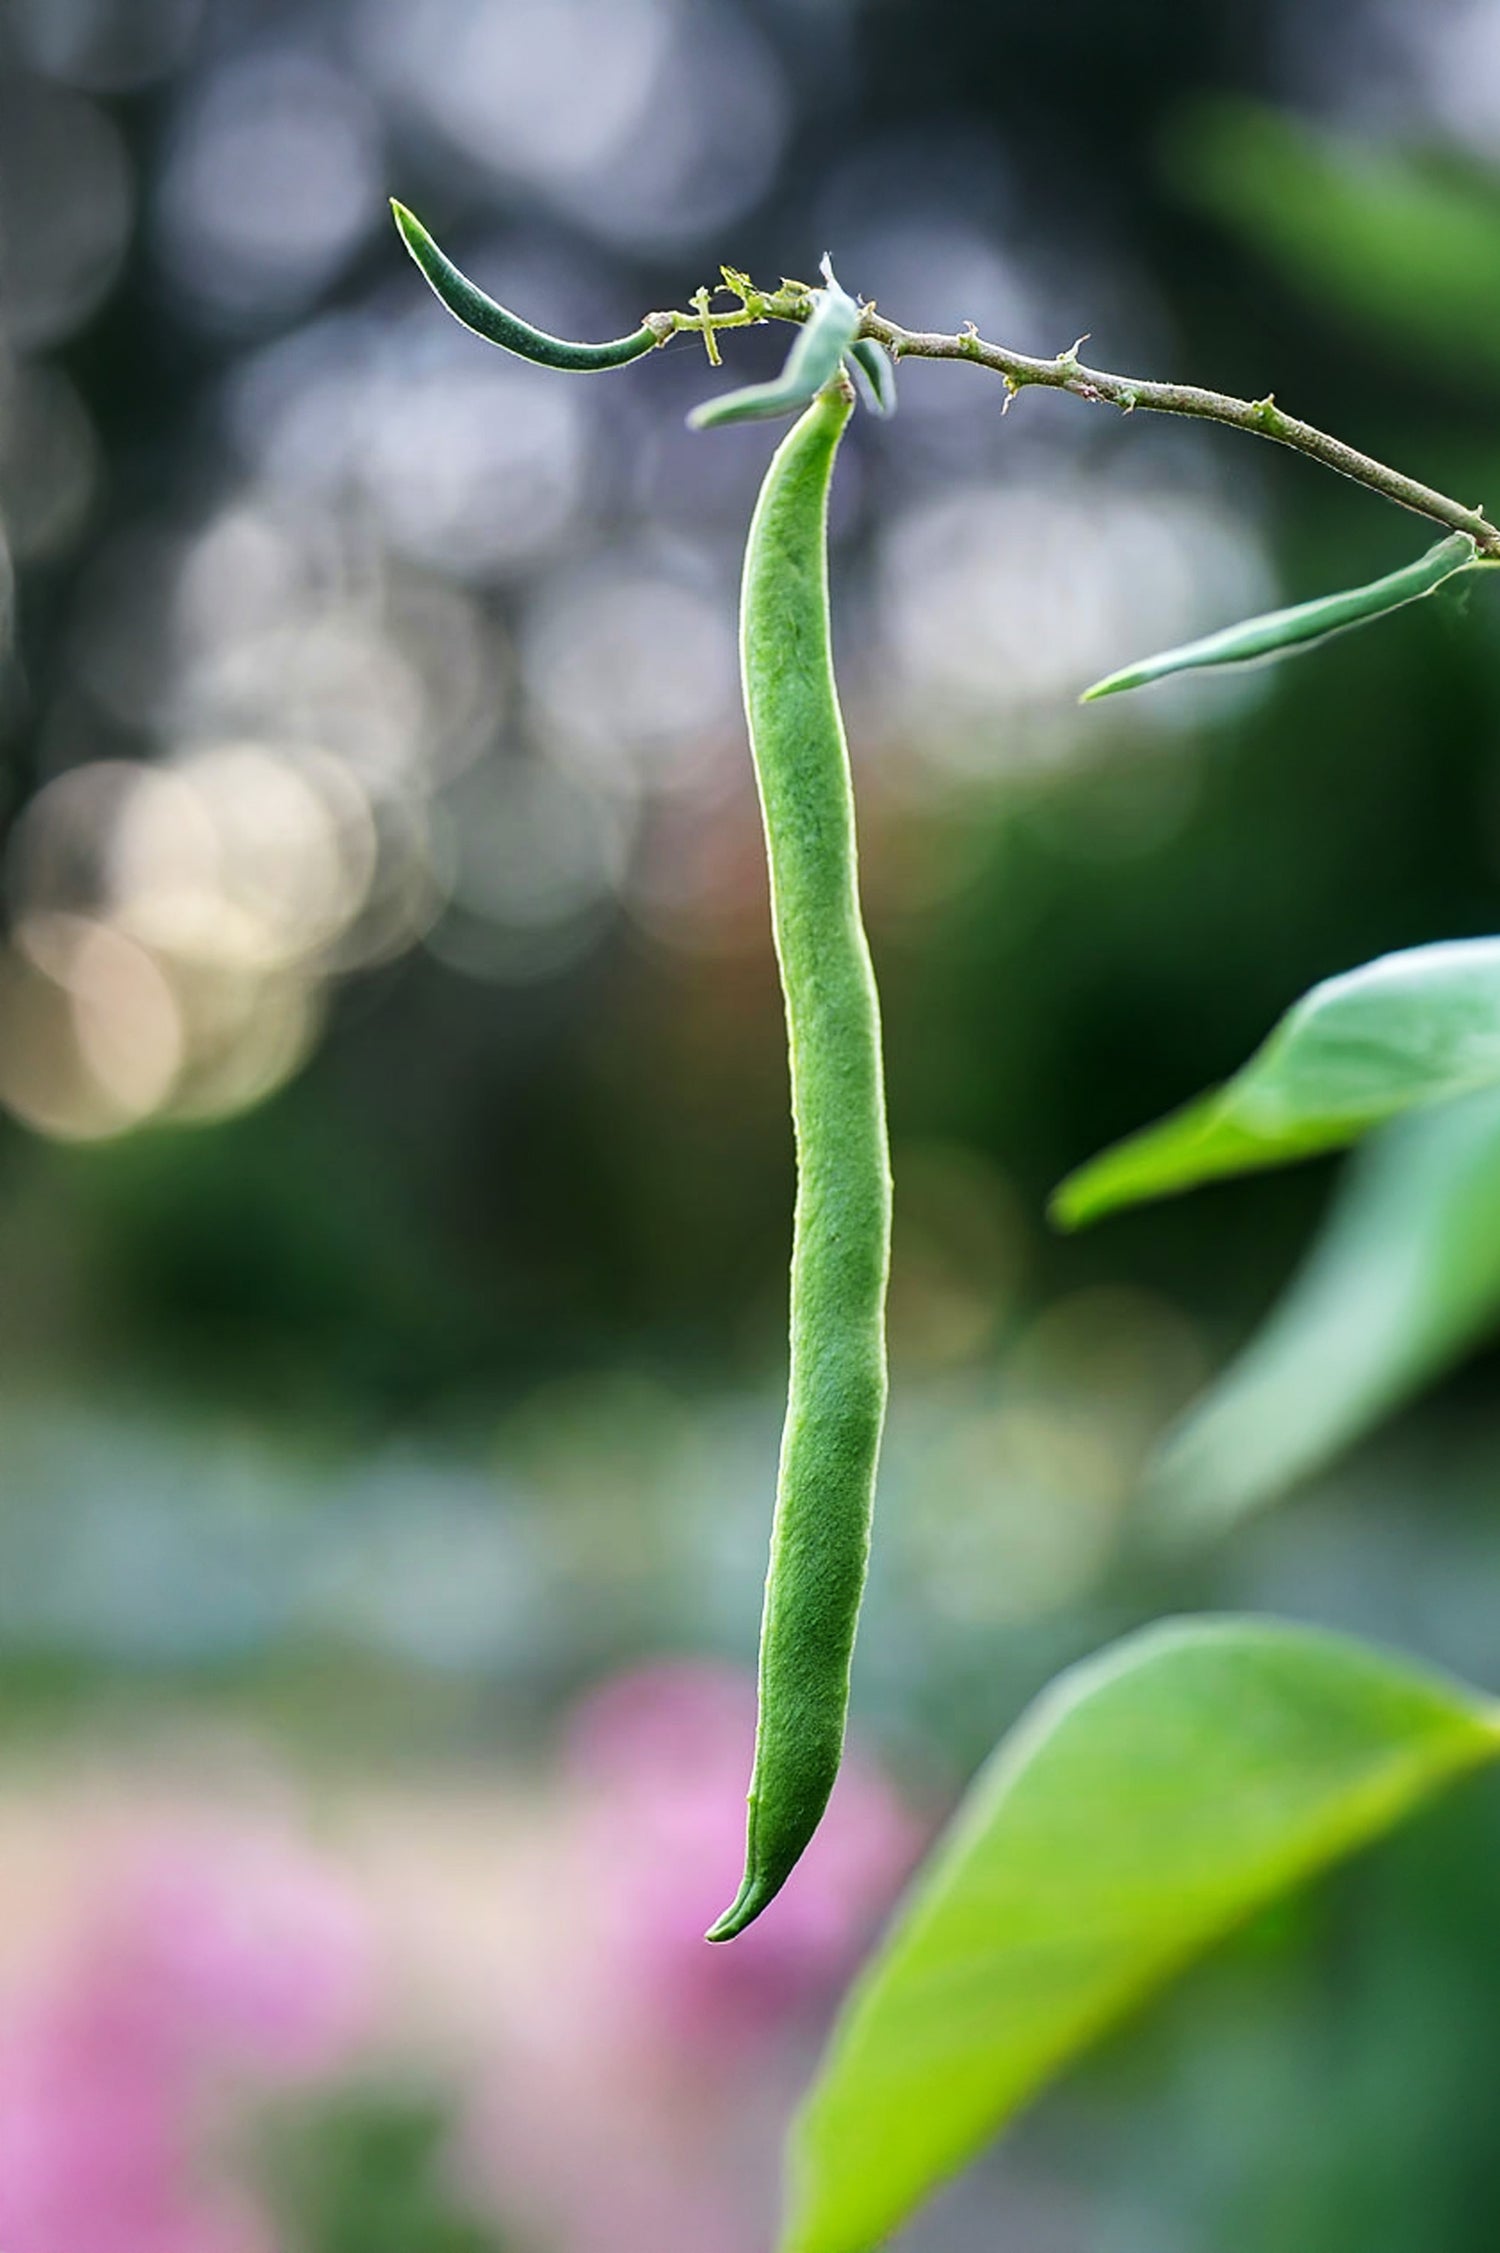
[708,382,891,1942]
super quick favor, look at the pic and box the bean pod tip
[704,1876,767,1945]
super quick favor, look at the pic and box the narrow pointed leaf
[689,271,862,429]
[1053,936,1500,1230]
[783,1617,1496,2253]
[1148,1084,1500,1534]
[1081,532,1475,701]
[846,337,897,416]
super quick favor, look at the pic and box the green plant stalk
[669,295,1500,557]
[708,379,891,1942]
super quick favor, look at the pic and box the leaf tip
[1045,1179,1092,1231]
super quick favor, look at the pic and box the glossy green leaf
[1052,936,1500,1229]
[783,1617,1496,2253]
[689,265,862,429]
[1167,100,1500,381]
[1147,1084,1500,1534]
[1081,533,1476,701]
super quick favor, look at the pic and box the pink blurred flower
[92,1830,373,2075]
[0,1825,373,2253]
[568,1661,923,2050]
[465,1661,924,2253]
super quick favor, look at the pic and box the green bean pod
[391,200,658,370]
[1081,530,1477,700]
[688,269,863,429]
[707,381,891,1943]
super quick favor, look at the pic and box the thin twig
[661,289,1500,558]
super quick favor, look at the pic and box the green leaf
[1052,936,1500,1229]
[846,337,897,416]
[1147,1084,1500,1534]
[1166,100,1500,381]
[782,1617,1496,2253]
[1080,532,1476,702]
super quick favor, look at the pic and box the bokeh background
[5,0,1500,2246]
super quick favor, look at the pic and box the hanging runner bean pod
[705,377,892,1942]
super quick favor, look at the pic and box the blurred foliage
[1167,99,1500,379]
[1149,1085,1500,1535]
[262,2085,507,2253]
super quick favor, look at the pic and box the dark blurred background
[5,0,1500,2247]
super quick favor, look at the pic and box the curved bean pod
[1082,530,1477,700]
[391,200,658,370]
[707,381,891,1943]
[688,269,863,429]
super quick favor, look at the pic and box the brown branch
[666,286,1500,557]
